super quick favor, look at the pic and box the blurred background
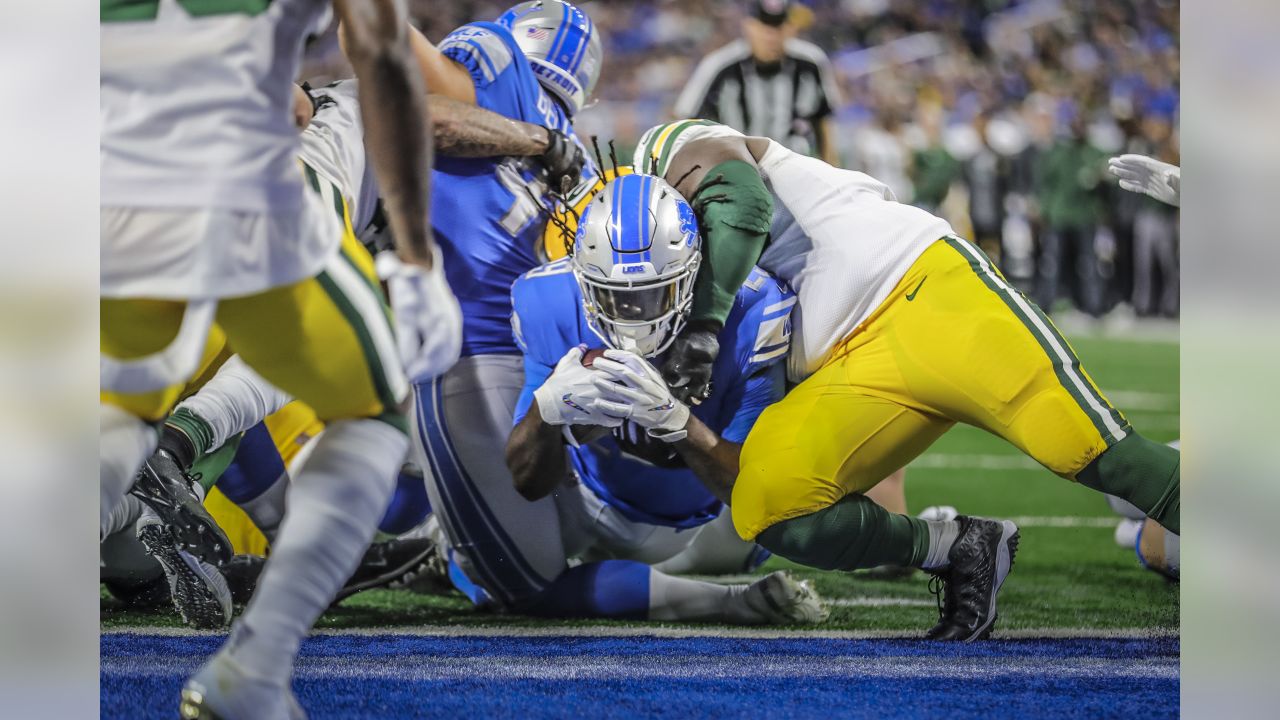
[309,0,1179,324]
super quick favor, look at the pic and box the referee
[674,0,842,164]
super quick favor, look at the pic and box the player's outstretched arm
[659,136,774,402]
[428,95,585,190]
[336,0,432,266]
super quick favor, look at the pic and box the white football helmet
[572,174,701,358]
[497,1,602,115]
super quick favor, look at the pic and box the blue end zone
[102,634,1178,719]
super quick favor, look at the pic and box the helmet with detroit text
[571,174,701,358]
[497,1,602,115]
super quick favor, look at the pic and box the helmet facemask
[576,254,700,358]
[570,173,702,359]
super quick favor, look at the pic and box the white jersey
[101,0,331,212]
[636,121,952,381]
[297,80,380,234]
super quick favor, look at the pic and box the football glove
[591,349,690,443]
[376,249,463,383]
[1108,154,1180,207]
[539,128,586,195]
[534,345,624,428]
[660,326,720,405]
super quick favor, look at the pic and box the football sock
[920,518,960,570]
[650,568,768,624]
[378,464,432,536]
[756,492,929,571]
[224,418,405,685]
[525,560,650,620]
[101,493,145,540]
[101,404,158,539]
[521,560,764,624]
[217,423,289,541]
[1076,432,1180,534]
[653,511,770,575]
[173,355,292,453]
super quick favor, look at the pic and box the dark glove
[661,325,720,405]
[539,128,586,194]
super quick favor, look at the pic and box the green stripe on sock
[303,164,321,193]
[942,237,1119,442]
[316,271,397,412]
[165,407,217,459]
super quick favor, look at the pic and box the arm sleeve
[718,364,786,444]
[689,160,774,327]
[513,353,553,426]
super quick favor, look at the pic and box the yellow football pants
[101,223,406,426]
[205,401,325,556]
[733,236,1130,541]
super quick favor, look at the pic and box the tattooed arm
[429,94,551,157]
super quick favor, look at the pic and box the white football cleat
[743,571,830,625]
[181,646,305,720]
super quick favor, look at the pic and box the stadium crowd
[390,0,1180,318]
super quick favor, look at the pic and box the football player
[495,173,825,623]
[101,1,460,716]
[121,68,589,628]
[609,119,1181,641]
[403,1,615,618]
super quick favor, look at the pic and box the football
[582,347,607,367]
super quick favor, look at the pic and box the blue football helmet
[497,1,602,115]
[572,174,701,357]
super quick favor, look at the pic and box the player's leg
[100,296,192,537]
[735,373,957,573]
[926,236,1179,533]
[591,489,826,624]
[652,510,772,576]
[412,355,567,609]
[187,216,410,708]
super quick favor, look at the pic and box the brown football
[582,347,607,367]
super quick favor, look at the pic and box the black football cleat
[221,554,267,607]
[129,449,232,566]
[334,537,439,604]
[926,515,1020,642]
[137,517,232,629]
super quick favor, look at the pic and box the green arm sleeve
[689,159,773,328]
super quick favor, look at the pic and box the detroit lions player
[498,173,825,623]
[406,1,612,614]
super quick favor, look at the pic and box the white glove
[590,349,690,442]
[533,345,624,428]
[376,250,463,383]
[1108,154,1180,207]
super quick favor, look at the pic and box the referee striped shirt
[673,38,841,157]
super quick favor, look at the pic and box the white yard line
[102,625,1178,640]
[1103,390,1179,412]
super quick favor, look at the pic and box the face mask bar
[576,270,695,358]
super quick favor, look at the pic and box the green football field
[101,330,1179,635]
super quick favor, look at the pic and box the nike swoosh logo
[905,276,927,301]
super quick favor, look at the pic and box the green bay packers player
[101,1,460,717]
[613,119,1181,641]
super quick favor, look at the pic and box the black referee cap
[752,0,792,27]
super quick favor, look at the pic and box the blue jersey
[512,262,796,529]
[433,22,599,357]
